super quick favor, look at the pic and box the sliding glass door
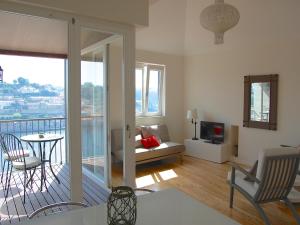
[80,27,109,186]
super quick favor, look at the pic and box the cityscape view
[0,76,64,120]
[0,55,105,166]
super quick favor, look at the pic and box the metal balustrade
[0,115,104,173]
[0,117,66,170]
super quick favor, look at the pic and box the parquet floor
[112,156,300,225]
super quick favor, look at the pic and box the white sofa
[111,125,185,165]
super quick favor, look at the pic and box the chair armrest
[228,162,260,184]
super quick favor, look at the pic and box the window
[135,63,165,116]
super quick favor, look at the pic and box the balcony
[0,117,108,224]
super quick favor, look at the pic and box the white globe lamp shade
[200,0,240,44]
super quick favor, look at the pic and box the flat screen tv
[200,121,225,144]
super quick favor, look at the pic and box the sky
[0,54,103,88]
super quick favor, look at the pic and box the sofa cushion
[141,135,160,149]
[227,170,257,197]
[112,128,143,150]
[141,125,170,142]
[135,142,184,162]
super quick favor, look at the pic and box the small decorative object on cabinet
[187,109,199,140]
[107,186,137,225]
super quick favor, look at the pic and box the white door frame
[0,1,136,201]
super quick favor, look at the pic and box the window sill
[136,115,165,119]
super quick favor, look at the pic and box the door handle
[126,124,131,138]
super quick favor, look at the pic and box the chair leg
[284,198,300,224]
[229,186,234,208]
[5,166,12,198]
[23,171,27,204]
[27,168,36,189]
[250,201,271,225]
[4,161,10,190]
[1,160,6,183]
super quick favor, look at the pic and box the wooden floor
[0,164,108,224]
[112,156,300,225]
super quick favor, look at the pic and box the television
[200,121,225,144]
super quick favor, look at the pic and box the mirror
[243,75,278,130]
[251,82,270,122]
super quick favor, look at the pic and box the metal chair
[0,133,41,203]
[28,201,88,219]
[0,133,30,184]
[228,147,300,225]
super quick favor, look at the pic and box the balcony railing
[0,115,104,173]
[0,117,66,169]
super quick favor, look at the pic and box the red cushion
[141,135,160,149]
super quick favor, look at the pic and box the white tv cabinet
[184,139,230,163]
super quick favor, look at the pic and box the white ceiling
[136,0,300,56]
[0,12,111,55]
[2,0,298,56]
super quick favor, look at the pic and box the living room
[111,0,300,224]
[0,0,299,225]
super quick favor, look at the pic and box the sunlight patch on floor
[135,175,155,188]
[153,173,161,182]
[159,169,178,181]
[135,169,178,188]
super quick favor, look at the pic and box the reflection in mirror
[250,82,270,122]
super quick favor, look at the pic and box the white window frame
[136,62,165,117]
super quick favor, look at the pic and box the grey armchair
[228,147,300,225]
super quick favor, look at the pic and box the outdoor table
[20,133,64,190]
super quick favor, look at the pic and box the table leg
[39,142,48,191]
[49,140,60,184]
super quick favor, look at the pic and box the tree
[17,77,29,86]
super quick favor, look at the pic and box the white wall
[4,0,148,26]
[136,50,184,143]
[109,45,184,143]
[136,0,186,55]
[184,0,300,165]
[109,0,186,143]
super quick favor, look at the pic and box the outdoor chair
[228,147,300,225]
[0,133,30,184]
[0,133,41,203]
[29,201,88,219]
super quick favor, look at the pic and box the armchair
[228,147,300,225]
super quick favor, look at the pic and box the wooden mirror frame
[243,74,278,130]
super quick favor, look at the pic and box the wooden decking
[0,164,108,224]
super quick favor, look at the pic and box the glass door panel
[80,27,108,185]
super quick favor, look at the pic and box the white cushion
[287,188,300,203]
[256,147,300,182]
[4,149,30,160]
[12,156,41,170]
[227,170,258,197]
